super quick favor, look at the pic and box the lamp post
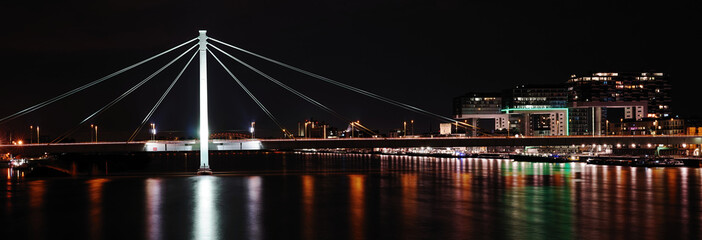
[411,120,414,136]
[29,126,33,144]
[403,121,407,137]
[94,125,98,142]
[36,126,40,143]
[150,123,156,140]
[250,122,255,139]
[606,120,609,136]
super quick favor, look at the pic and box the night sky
[0,1,699,140]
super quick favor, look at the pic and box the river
[2,152,701,239]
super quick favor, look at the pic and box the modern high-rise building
[568,72,672,118]
[453,92,503,116]
[500,84,569,136]
[567,72,672,135]
[453,93,508,135]
[450,72,674,136]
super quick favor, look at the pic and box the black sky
[0,0,699,140]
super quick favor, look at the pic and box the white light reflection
[247,176,262,240]
[146,178,162,240]
[193,176,219,240]
[680,168,689,222]
[87,178,108,240]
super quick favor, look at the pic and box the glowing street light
[605,120,609,135]
[403,121,407,137]
[36,126,40,143]
[150,123,157,141]
[250,122,255,139]
[29,126,33,144]
[411,120,414,136]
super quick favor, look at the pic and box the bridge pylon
[197,30,212,175]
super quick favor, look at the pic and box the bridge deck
[2,136,701,155]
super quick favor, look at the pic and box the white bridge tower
[197,30,212,174]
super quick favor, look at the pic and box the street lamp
[150,123,156,140]
[403,121,407,137]
[250,122,255,139]
[29,126,33,144]
[411,120,414,136]
[94,125,98,142]
[36,126,40,143]
[606,120,609,135]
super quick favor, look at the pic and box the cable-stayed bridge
[1,31,700,172]
[1,30,487,173]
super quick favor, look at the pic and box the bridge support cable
[128,50,199,142]
[0,38,198,125]
[52,44,199,143]
[208,38,479,130]
[207,49,292,138]
[208,44,360,130]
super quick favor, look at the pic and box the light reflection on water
[1,154,702,240]
[193,176,219,240]
[87,178,108,240]
[301,175,314,240]
[349,174,365,240]
[246,176,262,240]
[145,178,162,240]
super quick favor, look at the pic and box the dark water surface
[2,152,702,240]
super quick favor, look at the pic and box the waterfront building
[503,108,568,136]
[567,72,671,135]
[607,118,684,136]
[451,72,674,136]
[568,72,671,118]
[453,92,508,136]
[500,84,569,136]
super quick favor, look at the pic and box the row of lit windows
[468,97,497,101]
[569,76,613,82]
[569,75,664,82]
[514,97,547,101]
[615,85,645,89]
[570,72,662,77]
